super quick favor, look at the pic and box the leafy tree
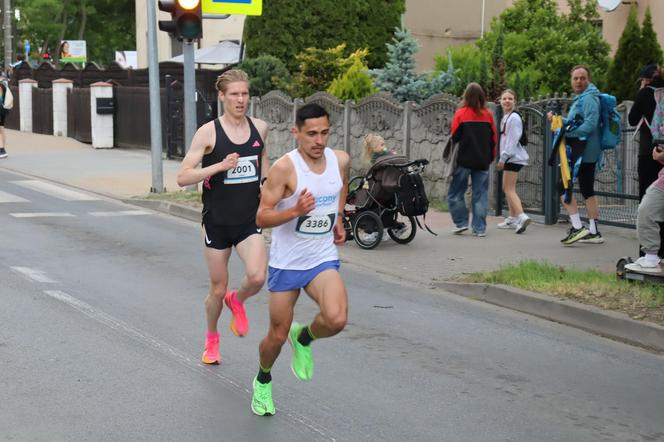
[488,25,507,100]
[607,4,642,102]
[14,0,135,64]
[434,44,481,96]
[370,28,453,102]
[640,6,664,69]
[327,49,377,101]
[239,55,291,96]
[243,0,404,70]
[467,0,610,97]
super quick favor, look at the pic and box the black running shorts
[202,221,262,250]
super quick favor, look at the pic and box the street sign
[201,0,262,16]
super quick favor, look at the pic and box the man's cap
[640,64,658,80]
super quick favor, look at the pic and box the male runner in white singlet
[250,103,349,416]
[177,69,269,365]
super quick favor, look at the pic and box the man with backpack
[628,64,664,261]
[547,65,605,245]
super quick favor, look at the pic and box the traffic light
[158,0,202,40]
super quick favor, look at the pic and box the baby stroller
[343,155,431,249]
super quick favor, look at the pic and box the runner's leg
[304,269,348,339]
[204,245,232,333]
[233,233,267,303]
[258,290,299,370]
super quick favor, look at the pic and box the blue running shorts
[268,260,341,292]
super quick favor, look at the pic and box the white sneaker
[453,226,469,235]
[515,215,531,234]
[625,257,662,274]
[497,217,517,229]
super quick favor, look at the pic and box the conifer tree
[606,4,642,101]
[369,28,430,102]
[370,28,453,102]
[640,6,664,68]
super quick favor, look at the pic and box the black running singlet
[201,117,264,225]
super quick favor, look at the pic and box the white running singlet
[269,147,342,270]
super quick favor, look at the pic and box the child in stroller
[343,154,430,249]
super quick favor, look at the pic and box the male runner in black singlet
[177,69,269,364]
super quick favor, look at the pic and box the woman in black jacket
[629,64,664,198]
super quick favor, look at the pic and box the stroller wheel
[387,215,417,244]
[352,211,383,250]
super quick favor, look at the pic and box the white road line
[0,190,29,203]
[10,212,75,218]
[88,210,152,217]
[11,180,100,201]
[42,289,335,441]
[10,266,57,283]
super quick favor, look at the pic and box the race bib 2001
[224,155,258,184]
[295,213,335,238]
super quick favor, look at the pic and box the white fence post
[18,79,37,132]
[52,79,73,137]
[89,82,114,149]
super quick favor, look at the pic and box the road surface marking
[11,180,100,201]
[10,266,57,283]
[88,210,153,217]
[10,212,75,218]
[42,289,335,441]
[0,190,29,203]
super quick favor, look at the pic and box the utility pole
[147,0,164,193]
[3,0,12,71]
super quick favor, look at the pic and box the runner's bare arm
[176,123,239,187]
[333,150,350,244]
[256,157,314,228]
[252,118,270,178]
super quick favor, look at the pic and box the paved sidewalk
[3,130,663,351]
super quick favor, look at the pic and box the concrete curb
[437,282,664,353]
[123,198,201,223]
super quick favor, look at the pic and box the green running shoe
[288,322,314,381]
[251,377,275,416]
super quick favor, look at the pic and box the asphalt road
[1,169,663,442]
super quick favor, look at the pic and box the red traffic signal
[158,0,202,40]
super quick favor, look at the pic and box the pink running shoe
[201,332,220,365]
[224,290,248,337]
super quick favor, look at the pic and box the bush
[327,49,377,102]
[238,55,291,97]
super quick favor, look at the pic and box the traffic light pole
[147,0,164,193]
[183,39,197,191]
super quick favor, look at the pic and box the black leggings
[558,162,596,199]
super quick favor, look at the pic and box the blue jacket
[564,83,601,164]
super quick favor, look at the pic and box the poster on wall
[60,40,87,63]
[115,51,137,69]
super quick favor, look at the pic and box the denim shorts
[268,260,340,292]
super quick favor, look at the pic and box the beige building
[405,0,664,71]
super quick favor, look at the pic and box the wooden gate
[32,88,53,135]
[67,88,92,143]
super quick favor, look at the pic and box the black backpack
[510,111,528,147]
[396,172,429,217]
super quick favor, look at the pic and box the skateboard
[616,256,664,283]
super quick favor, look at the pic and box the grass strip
[459,260,664,322]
